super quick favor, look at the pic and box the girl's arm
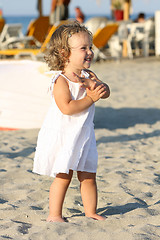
[53,75,106,115]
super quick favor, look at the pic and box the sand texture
[0,58,160,240]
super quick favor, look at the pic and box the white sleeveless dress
[33,71,98,177]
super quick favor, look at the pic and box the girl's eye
[81,46,92,50]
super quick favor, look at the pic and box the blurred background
[0,0,160,33]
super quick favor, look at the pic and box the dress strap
[46,70,90,96]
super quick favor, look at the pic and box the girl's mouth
[85,57,91,62]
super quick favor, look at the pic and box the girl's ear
[60,49,69,59]
[60,49,65,57]
[61,49,70,64]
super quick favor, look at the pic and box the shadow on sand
[95,107,160,143]
[97,201,148,217]
[94,107,160,130]
[69,201,149,219]
[69,197,160,219]
[0,147,35,159]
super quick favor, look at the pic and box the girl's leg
[77,171,105,220]
[47,170,73,222]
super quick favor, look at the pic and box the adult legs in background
[47,170,73,222]
[77,171,106,220]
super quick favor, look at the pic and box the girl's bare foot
[86,213,106,221]
[46,215,67,222]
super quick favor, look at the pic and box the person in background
[75,6,85,23]
[135,12,146,23]
[50,0,71,25]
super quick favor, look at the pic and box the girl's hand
[84,70,110,99]
[86,84,107,102]
[73,71,110,99]
[72,72,96,90]
[83,69,99,82]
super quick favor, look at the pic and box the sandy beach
[0,57,160,240]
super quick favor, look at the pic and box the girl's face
[68,32,94,70]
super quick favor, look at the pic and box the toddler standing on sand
[33,21,110,222]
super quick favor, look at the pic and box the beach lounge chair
[26,16,50,46]
[85,17,108,35]
[127,19,155,58]
[0,20,71,59]
[92,23,119,60]
[0,23,34,50]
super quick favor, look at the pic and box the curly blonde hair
[44,21,93,71]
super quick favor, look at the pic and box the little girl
[33,21,110,222]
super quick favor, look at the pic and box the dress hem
[32,168,97,178]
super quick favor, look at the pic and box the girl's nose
[88,48,93,55]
